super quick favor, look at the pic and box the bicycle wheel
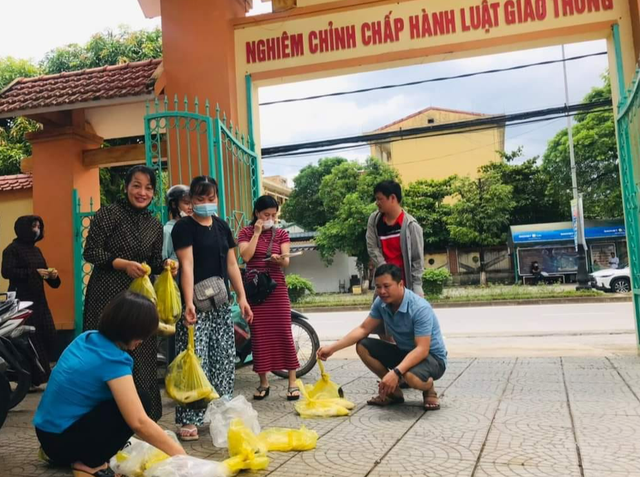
[272,316,319,379]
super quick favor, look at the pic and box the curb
[294,295,632,313]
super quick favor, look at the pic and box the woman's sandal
[253,386,270,401]
[287,387,301,401]
[72,467,115,477]
[178,426,199,441]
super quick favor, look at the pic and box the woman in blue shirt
[34,291,185,477]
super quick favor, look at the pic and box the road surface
[306,302,639,357]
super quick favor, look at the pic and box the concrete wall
[286,250,358,293]
[371,108,505,184]
[0,190,33,291]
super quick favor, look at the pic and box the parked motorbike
[0,292,38,412]
[0,357,11,429]
[233,308,320,378]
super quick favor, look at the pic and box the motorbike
[0,292,39,413]
[233,308,320,378]
[0,357,11,429]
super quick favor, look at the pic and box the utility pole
[562,45,590,290]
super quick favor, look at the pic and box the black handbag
[243,229,278,305]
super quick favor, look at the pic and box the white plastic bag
[110,432,178,477]
[205,395,260,448]
[144,455,230,477]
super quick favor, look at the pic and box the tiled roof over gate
[0,174,32,191]
[0,59,161,116]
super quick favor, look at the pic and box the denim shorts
[358,337,446,382]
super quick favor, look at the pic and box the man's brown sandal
[367,394,405,406]
[423,391,440,411]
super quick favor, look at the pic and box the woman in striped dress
[238,196,300,401]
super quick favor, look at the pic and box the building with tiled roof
[0,59,161,118]
[0,173,33,191]
[369,106,505,184]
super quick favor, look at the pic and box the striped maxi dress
[237,226,299,374]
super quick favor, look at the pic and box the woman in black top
[82,165,176,421]
[171,175,252,441]
[2,215,61,385]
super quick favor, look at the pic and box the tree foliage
[481,147,565,225]
[541,75,620,219]
[0,26,162,203]
[281,157,346,230]
[403,178,453,251]
[315,158,399,270]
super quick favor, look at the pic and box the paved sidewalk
[3,357,640,476]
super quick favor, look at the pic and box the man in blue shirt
[318,264,447,410]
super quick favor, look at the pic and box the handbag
[243,229,278,305]
[193,217,230,312]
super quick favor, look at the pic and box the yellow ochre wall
[371,108,505,183]
[0,189,33,291]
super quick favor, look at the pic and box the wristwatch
[393,367,403,378]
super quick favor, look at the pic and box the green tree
[481,147,565,225]
[0,57,40,91]
[0,27,162,204]
[41,27,162,74]
[315,158,399,273]
[281,157,346,230]
[448,174,514,284]
[541,75,620,219]
[403,177,454,251]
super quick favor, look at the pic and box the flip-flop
[178,427,199,441]
[253,386,270,401]
[72,467,115,477]
[367,394,405,406]
[287,387,301,401]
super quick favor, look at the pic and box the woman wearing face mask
[171,175,252,441]
[82,165,177,422]
[2,216,61,386]
[163,185,192,261]
[238,195,300,401]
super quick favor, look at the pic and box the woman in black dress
[2,215,60,386]
[82,165,175,421]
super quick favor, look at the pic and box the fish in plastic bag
[129,263,157,304]
[294,378,355,418]
[258,426,318,452]
[223,418,269,474]
[305,360,344,400]
[205,395,260,448]
[165,326,219,408]
[110,433,177,477]
[154,265,181,324]
[144,455,230,477]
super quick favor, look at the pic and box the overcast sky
[0,0,609,185]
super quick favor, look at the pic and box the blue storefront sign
[512,225,625,244]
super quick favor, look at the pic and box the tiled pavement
[3,357,640,476]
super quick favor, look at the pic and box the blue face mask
[193,203,218,217]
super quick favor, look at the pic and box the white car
[589,267,631,293]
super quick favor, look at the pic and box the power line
[261,99,612,158]
[259,51,607,107]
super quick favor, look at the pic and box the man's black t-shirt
[171,216,236,284]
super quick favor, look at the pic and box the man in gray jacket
[366,180,424,297]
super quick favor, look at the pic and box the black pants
[36,392,151,468]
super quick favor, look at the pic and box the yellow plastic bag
[258,426,318,452]
[154,265,181,324]
[294,377,355,419]
[165,327,219,407]
[110,436,171,477]
[223,419,269,475]
[157,322,175,337]
[129,263,157,304]
[305,360,343,400]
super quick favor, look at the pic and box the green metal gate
[72,98,259,335]
[144,96,260,235]
[615,60,640,344]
